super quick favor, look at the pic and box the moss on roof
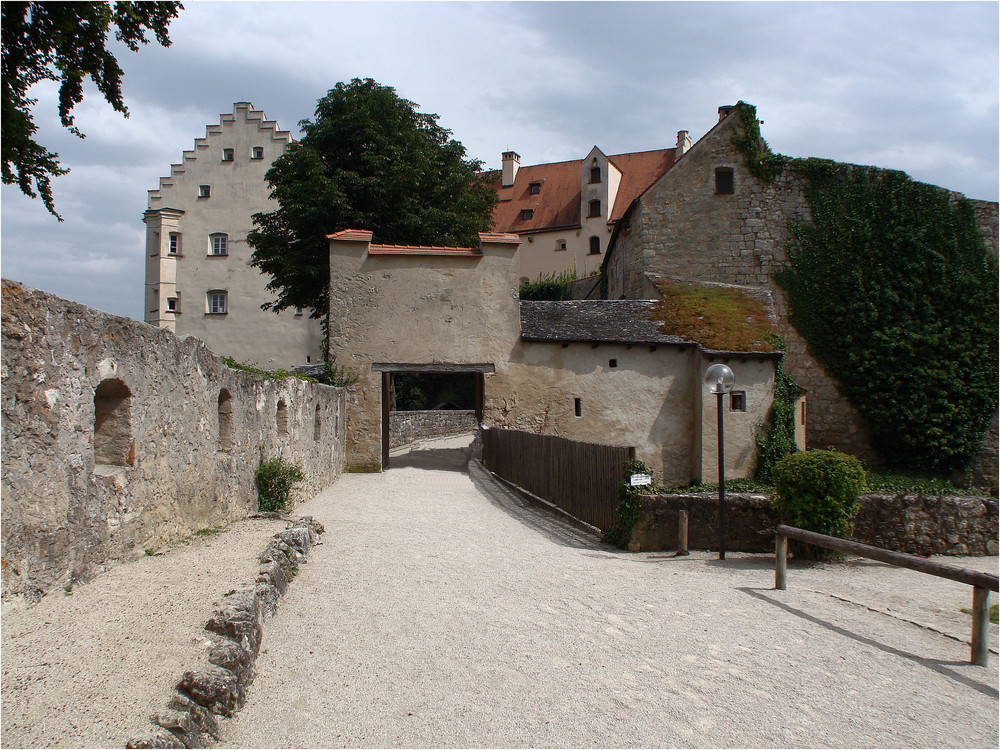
[648,279,778,352]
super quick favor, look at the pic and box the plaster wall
[327,235,521,470]
[1,280,345,604]
[144,103,323,369]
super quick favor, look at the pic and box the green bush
[256,456,305,512]
[772,450,866,554]
[603,459,651,549]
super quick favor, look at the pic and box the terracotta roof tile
[478,232,521,244]
[369,244,480,257]
[327,229,373,241]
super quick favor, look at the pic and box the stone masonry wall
[610,111,999,471]
[631,492,998,556]
[1,280,346,604]
[389,410,477,449]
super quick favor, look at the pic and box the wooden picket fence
[481,428,633,531]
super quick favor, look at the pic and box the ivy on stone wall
[754,335,799,483]
[774,161,998,473]
[731,101,998,473]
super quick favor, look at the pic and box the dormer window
[528,182,541,195]
[588,199,601,218]
[590,166,601,183]
[715,167,735,195]
[521,209,534,221]
[222,148,234,162]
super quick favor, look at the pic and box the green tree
[2,1,182,219]
[248,78,498,318]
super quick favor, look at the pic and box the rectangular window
[168,233,181,255]
[520,209,534,221]
[730,391,746,412]
[199,184,211,198]
[166,297,179,312]
[590,166,601,183]
[574,397,582,417]
[556,240,567,252]
[715,167,734,195]
[222,148,234,162]
[589,236,601,255]
[208,292,227,314]
[588,200,601,218]
[211,235,228,256]
[252,146,264,160]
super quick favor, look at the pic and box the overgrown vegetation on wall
[603,459,651,548]
[648,279,778,352]
[754,336,799,482]
[733,101,999,474]
[256,456,305,512]
[518,269,579,301]
[221,356,317,383]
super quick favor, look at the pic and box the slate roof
[491,149,676,234]
[520,300,781,357]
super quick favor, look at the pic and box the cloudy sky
[2,1,997,320]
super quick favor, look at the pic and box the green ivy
[754,335,799,483]
[221,356,317,383]
[774,160,998,473]
[730,101,788,183]
[602,459,651,549]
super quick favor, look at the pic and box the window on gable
[588,199,601,218]
[589,236,601,255]
[210,234,228,256]
[715,167,735,195]
[222,148,234,162]
[521,209,534,221]
[208,290,228,315]
[252,146,264,160]
[590,166,601,183]
[528,182,541,195]
[199,184,211,198]
[168,232,181,255]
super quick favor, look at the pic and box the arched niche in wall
[313,404,322,442]
[276,399,289,435]
[94,379,132,468]
[218,389,233,452]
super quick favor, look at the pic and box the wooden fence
[775,524,999,666]
[481,428,633,531]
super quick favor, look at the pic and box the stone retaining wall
[1,280,346,604]
[631,492,998,556]
[389,410,476,449]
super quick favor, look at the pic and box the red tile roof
[489,148,676,234]
[369,244,481,257]
[326,229,373,241]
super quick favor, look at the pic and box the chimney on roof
[501,151,520,188]
[676,130,692,157]
[718,105,736,121]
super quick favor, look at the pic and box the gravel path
[220,436,999,749]
[2,434,997,748]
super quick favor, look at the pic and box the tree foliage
[248,78,498,318]
[1,1,182,218]
[775,160,998,473]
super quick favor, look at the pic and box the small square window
[222,148,234,162]
[730,391,746,412]
[521,209,534,221]
[199,185,211,198]
[208,291,228,315]
[252,146,264,160]
[166,297,179,312]
[528,182,541,195]
[556,240,567,252]
[294,307,303,317]
[608,359,617,368]
[715,167,734,195]
[210,234,228,256]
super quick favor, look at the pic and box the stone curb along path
[124,514,325,749]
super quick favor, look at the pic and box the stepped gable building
[489,136,687,283]
[143,103,324,369]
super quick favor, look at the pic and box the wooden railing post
[676,510,689,556]
[971,586,991,667]
[775,532,787,590]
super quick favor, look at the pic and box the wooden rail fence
[775,524,999,666]
[481,428,633,531]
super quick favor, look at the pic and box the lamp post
[703,363,735,560]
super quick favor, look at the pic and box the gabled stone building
[143,103,323,369]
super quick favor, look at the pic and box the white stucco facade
[144,103,323,369]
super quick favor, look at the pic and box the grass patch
[648,279,777,352]
[961,605,999,624]
[195,528,222,537]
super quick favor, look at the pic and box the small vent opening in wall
[574,397,582,417]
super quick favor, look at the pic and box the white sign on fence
[630,473,652,487]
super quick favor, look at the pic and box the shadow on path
[388,445,471,473]
[739,586,998,699]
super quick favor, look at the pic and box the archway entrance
[372,363,493,469]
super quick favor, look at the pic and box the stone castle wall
[1,280,346,604]
[608,112,999,471]
[389,410,477,449]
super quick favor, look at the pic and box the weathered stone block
[177,668,245,717]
